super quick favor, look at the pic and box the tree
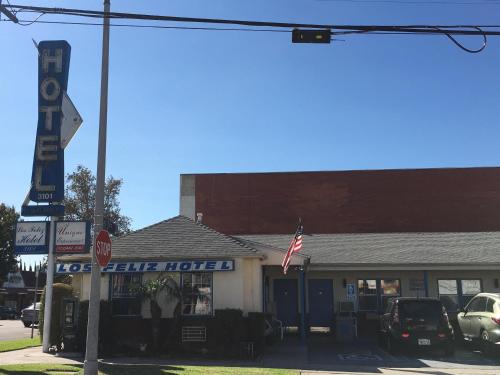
[0,204,19,284]
[64,165,131,236]
[132,275,181,352]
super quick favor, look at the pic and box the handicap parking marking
[338,353,383,361]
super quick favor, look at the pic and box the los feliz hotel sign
[14,41,91,256]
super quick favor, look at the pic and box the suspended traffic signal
[292,28,331,44]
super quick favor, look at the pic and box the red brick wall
[193,167,500,234]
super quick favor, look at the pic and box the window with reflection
[182,273,212,315]
[358,279,377,311]
[437,279,482,312]
[380,279,400,311]
[461,280,482,306]
[111,273,142,316]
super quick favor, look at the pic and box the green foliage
[0,364,298,375]
[132,274,181,307]
[64,165,131,236]
[215,309,244,357]
[39,283,74,349]
[132,274,181,352]
[77,300,113,355]
[0,204,19,284]
[0,337,41,352]
[247,312,267,355]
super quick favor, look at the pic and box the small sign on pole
[55,221,91,254]
[14,222,50,254]
[95,230,112,268]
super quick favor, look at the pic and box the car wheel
[481,330,494,357]
[23,321,31,327]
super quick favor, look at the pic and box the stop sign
[95,229,112,267]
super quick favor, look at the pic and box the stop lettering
[95,229,112,267]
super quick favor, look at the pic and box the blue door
[308,279,333,327]
[274,279,298,326]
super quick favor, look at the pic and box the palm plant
[132,274,181,352]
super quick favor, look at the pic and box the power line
[2,3,498,53]
[2,18,493,37]
[5,3,500,36]
[317,0,500,5]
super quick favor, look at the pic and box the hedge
[214,309,245,357]
[76,300,113,355]
[39,283,74,350]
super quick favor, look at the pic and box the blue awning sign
[56,260,235,273]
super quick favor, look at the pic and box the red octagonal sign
[95,229,112,267]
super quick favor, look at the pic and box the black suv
[379,297,455,355]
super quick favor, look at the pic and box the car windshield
[400,300,442,323]
[25,303,41,310]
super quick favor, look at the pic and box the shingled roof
[236,232,500,267]
[60,216,261,261]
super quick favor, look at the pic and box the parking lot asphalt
[0,319,37,341]
[261,334,500,373]
[305,335,500,371]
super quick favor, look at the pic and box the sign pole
[31,265,39,339]
[42,216,57,352]
[84,0,110,373]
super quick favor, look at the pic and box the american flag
[282,221,304,274]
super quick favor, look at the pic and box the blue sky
[2,0,500,265]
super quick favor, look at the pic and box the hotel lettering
[30,41,71,203]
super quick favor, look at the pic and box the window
[182,273,212,315]
[111,274,142,316]
[438,280,459,312]
[467,297,486,312]
[461,280,482,307]
[487,298,495,313]
[380,279,400,311]
[357,279,400,312]
[358,279,377,311]
[437,279,482,312]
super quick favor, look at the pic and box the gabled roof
[60,216,262,261]
[236,232,500,267]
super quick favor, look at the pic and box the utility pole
[83,0,110,374]
[0,0,19,23]
[42,217,57,352]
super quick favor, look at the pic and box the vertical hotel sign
[29,41,71,203]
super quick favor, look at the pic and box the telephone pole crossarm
[0,1,19,23]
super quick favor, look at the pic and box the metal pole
[84,0,110,373]
[299,267,306,343]
[31,265,39,339]
[42,217,57,352]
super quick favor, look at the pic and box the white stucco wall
[179,174,196,220]
[213,258,263,314]
[70,256,264,318]
[72,273,109,301]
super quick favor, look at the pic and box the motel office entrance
[267,271,391,340]
[271,276,340,336]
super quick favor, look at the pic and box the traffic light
[292,28,331,44]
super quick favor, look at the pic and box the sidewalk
[301,369,500,375]
[0,346,82,365]
[3,345,500,375]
